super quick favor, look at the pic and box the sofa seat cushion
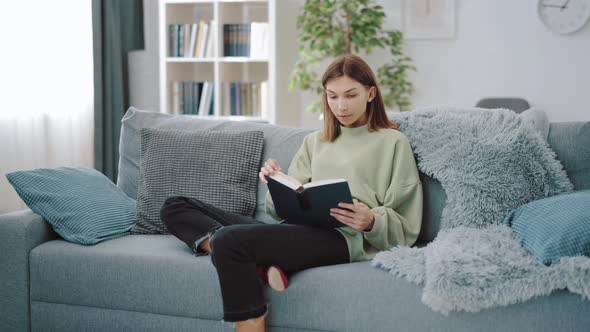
[547,121,590,191]
[30,235,225,320]
[269,263,590,332]
[30,236,590,332]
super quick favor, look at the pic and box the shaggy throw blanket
[372,107,590,314]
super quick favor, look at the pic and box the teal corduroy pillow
[502,190,590,265]
[6,167,136,245]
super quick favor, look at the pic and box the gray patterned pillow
[131,128,264,234]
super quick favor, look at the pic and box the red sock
[256,265,270,284]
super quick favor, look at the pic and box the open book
[265,171,353,229]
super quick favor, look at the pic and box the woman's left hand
[330,202,375,232]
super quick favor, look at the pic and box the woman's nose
[338,99,347,110]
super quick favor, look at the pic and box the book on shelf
[169,25,176,57]
[176,25,183,57]
[171,81,214,115]
[172,82,181,114]
[221,81,267,117]
[197,82,214,116]
[204,20,215,58]
[222,23,268,58]
[265,171,354,229]
[188,23,198,57]
[168,21,213,58]
[188,82,203,115]
[183,24,191,57]
[249,22,268,59]
[222,83,231,116]
[194,21,205,57]
[197,21,209,58]
[240,84,247,115]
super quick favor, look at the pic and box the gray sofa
[2,108,589,332]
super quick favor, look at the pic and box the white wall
[134,0,590,128]
[274,0,303,127]
[129,0,160,112]
[299,0,590,128]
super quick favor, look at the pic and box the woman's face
[325,75,375,128]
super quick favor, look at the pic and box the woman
[160,54,423,332]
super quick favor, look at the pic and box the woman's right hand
[259,158,283,184]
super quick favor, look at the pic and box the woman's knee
[209,227,240,262]
[210,227,231,251]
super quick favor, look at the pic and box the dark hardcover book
[178,24,184,57]
[265,172,354,229]
[169,24,175,57]
[197,82,203,115]
[223,24,228,56]
[234,24,239,56]
[240,24,246,56]
[231,24,237,56]
[235,82,241,115]
[210,88,214,115]
[230,83,235,115]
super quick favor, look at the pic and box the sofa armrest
[0,209,58,332]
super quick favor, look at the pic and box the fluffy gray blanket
[373,107,590,314]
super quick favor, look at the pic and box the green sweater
[265,124,423,263]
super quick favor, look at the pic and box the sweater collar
[340,123,369,136]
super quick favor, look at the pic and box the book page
[267,171,302,191]
[302,178,347,189]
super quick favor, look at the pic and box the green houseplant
[290,0,416,114]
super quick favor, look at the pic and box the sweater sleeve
[363,137,423,250]
[264,134,314,221]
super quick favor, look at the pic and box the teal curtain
[92,0,144,182]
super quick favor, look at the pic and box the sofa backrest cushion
[117,107,315,223]
[416,172,446,243]
[415,120,589,244]
[547,121,590,191]
[117,107,588,243]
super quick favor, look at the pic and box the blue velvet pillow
[6,167,136,245]
[502,190,590,265]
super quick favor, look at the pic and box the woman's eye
[346,95,357,98]
[328,96,337,99]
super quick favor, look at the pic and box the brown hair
[320,54,398,142]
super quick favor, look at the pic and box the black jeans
[160,196,350,322]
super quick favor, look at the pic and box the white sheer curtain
[0,0,94,213]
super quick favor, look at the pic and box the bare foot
[198,238,211,254]
[235,315,265,332]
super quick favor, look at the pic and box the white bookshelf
[158,0,276,123]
